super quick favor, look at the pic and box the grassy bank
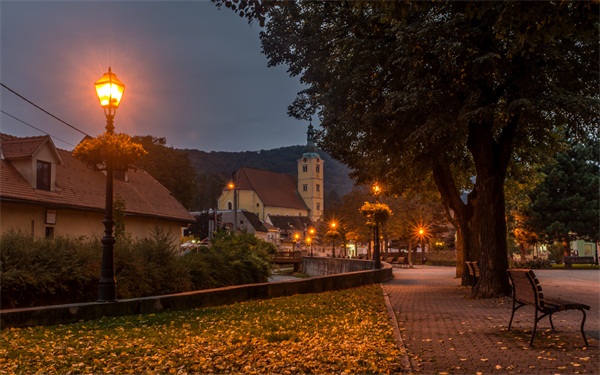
[0,285,403,374]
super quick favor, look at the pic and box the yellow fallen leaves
[0,285,404,374]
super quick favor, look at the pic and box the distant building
[0,133,193,244]
[216,124,324,247]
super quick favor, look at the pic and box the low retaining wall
[0,261,392,329]
[302,256,376,276]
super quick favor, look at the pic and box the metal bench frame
[507,269,590,347]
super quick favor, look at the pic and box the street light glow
[94,67,125,109]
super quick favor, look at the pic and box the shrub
[510,258,552,269]
[1,230,275,308]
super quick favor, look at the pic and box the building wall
[1,202,185,245]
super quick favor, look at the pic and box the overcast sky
[0,1,310,151]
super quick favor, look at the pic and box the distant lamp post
[306,237,312,257]
[417,226,426,264]
[95,67,125,302]
[372,182,382,268]
[293,232,300,250]
[330,221,337,257]
[308,227,315,256]
[229,172,238,233]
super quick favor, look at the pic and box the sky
[0,1,310,152]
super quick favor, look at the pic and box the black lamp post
[372,183,382,269]
[95,67,125,302]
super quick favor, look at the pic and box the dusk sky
[0,1,310,152]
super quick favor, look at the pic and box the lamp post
[372,183,382,269]
[308,227,315,257]
[95,67,125,302]
[293,232,300,251]
[330,221,337,257]
[228,171,238,233]
[418,227,426,264]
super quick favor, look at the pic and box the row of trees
[215,0,599,297]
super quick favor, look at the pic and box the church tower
[298,122,324,223]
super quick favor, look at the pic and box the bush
[509,258,552,269]
[1,230,275,308]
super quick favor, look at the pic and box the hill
[182,145,355,210]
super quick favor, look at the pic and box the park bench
[563,256,597,267]
[465,261,479,289]
[507,269,590,347]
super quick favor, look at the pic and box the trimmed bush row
[1,231,275,309]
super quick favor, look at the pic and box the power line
[0,110,76,147]
[0,83,91,137]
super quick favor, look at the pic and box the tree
[132,136,197,209]
[215,1,599,297]
[526,138,599,256]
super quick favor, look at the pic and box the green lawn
[0,285,403,374]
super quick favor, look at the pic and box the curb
[381,284,413,373]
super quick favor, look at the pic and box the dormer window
[36,161,51,191]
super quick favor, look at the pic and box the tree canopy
[527,138,599,247]
[215,0,599,297]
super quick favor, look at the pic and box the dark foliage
[1,231,274,309]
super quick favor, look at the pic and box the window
[45,227,54,239]
[256,203,260,207]
[316,184,320,192]
[316,203,321,211]
[302,165,308,172]
[36,161,51,191]
[227,202,233,210]
[303,184,308,192]
[316,165,320,173]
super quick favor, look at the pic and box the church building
[216,125,324,243]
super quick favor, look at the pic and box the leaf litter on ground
[0,284,404,374]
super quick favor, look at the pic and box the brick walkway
[382,266,600,374]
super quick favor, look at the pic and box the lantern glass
[95,68,125,109]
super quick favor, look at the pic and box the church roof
[235,167,308,210]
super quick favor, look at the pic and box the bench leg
[508,301,525,331]
[579,309,589,347]
[548,314,556,332]
[529,309,540,346]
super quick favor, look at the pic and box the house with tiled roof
[1,133,193,243]
[216,125,324,248]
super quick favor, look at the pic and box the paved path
[382,266,600,374]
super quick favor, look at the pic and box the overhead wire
[0,109,76,147]
[0,83,91,138]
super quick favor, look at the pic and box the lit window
[36,161,51,191]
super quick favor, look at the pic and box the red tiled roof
[1,136,193,223]
[1,134,61,163]
[235,167,308,210]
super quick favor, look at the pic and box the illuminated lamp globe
[95,67,125,110]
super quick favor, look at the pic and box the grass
[551,263,599,270]
[0,285,404,374]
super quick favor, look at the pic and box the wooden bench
[564,256,596,267]
[465,261,479,289]
[391,256,407,268]
[507,269,590,346]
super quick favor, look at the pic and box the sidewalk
[382,266,600,374]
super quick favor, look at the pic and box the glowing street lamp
[229,172,238,232]
[308,227,315,256]
[96,67,125,302]
[330,221,338,257]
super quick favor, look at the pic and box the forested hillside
[182,145,354,210]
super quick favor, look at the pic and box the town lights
[96,67,125,302]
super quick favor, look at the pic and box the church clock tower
[298,123,324,223]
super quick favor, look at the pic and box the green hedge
[0,230,275,309]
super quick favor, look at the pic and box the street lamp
[95,67,125,302]
[293,232,300,251]
[229,172,238,233]
[330,221,337,257]
[372,182,382,268]
[308,227,315,256]
[306,237,312,257]
[417,227,426,264]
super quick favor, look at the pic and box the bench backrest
[466,261,480,277]
[507,269,545,308]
